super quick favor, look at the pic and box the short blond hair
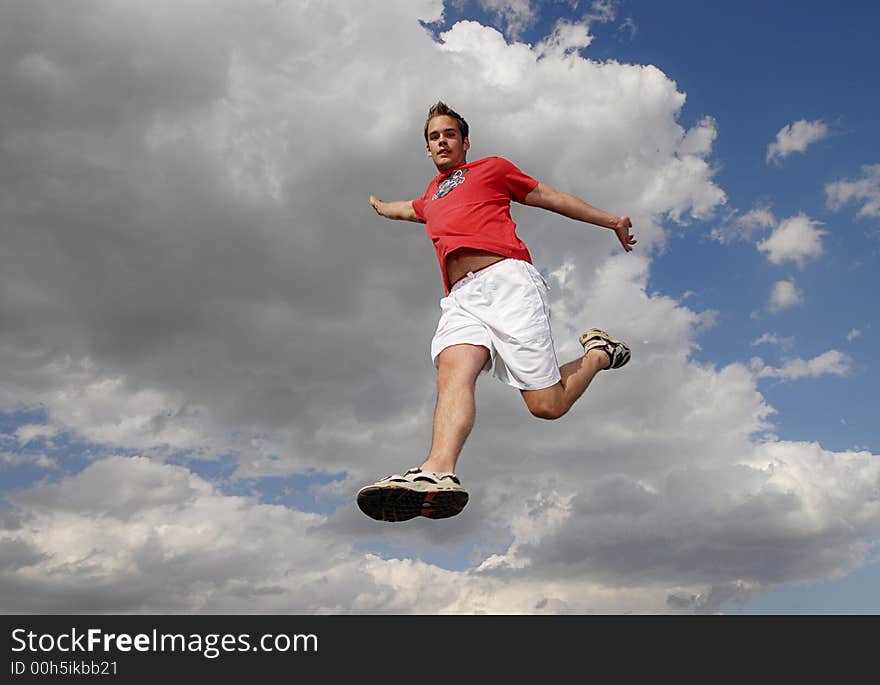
[423,101,469,142]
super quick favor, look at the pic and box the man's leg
[520,348,610,420]
[420,343,490,474]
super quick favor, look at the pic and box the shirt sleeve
[500,158,540,202]
[411,183,432,223]
[411,196,426,222]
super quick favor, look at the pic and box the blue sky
[609,1,879,462]
[533,2,877,454]
[560,0,880,611]
[0,0,878,614]
[429,2,880,613]
[417,0,880,613]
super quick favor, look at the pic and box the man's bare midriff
[446,247,507,288]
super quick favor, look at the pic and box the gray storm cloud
[1,0,877,613]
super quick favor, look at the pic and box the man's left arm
[522,182,637,252]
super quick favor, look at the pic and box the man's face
[425,115,469,171]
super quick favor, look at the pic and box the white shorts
[431,259,561,391]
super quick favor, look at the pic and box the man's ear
[464,137,470,151]
[426,143,432,156]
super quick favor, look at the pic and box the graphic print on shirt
[432,168,468,200]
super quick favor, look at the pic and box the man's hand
[368,196,418,222]
[369,195,384,216]
[612,216,637,252]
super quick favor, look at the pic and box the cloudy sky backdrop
[1,0,878,613]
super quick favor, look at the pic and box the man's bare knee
[524,397,568,420]
[521,385,568,420]
[530,405,567,420]
[438,368,479,392]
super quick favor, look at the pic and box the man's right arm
[369,195,420,222]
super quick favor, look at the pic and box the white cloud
[847,329,862,342]
[712,206,776,243]
[588,0,619,24]
[3,429,877,614]
[0,1,876,616]
[479,0,535,38]
[617,16,638,41]
[1,457,350,612]
[756,214,827,267]
[0,1,726,483]
[766,119,829,163]
[826,164,880,218]
[0,356,226,459]
[679,116,718,157]
[751,333,794,350]
[0,451,57,469]
[480,440,880,611]
[738,207,777,231]
[14,52,71,95]
[14,423,59,446]
[768,280,803,312]
[536,19,593,58]
[640,129,727,223]
[750,350,852,381]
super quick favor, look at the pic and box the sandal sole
[357,484,469,522]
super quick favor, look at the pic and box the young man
[357,102,636,522]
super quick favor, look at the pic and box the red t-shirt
[411,156,540,293]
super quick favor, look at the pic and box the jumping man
[357,101,636,522]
